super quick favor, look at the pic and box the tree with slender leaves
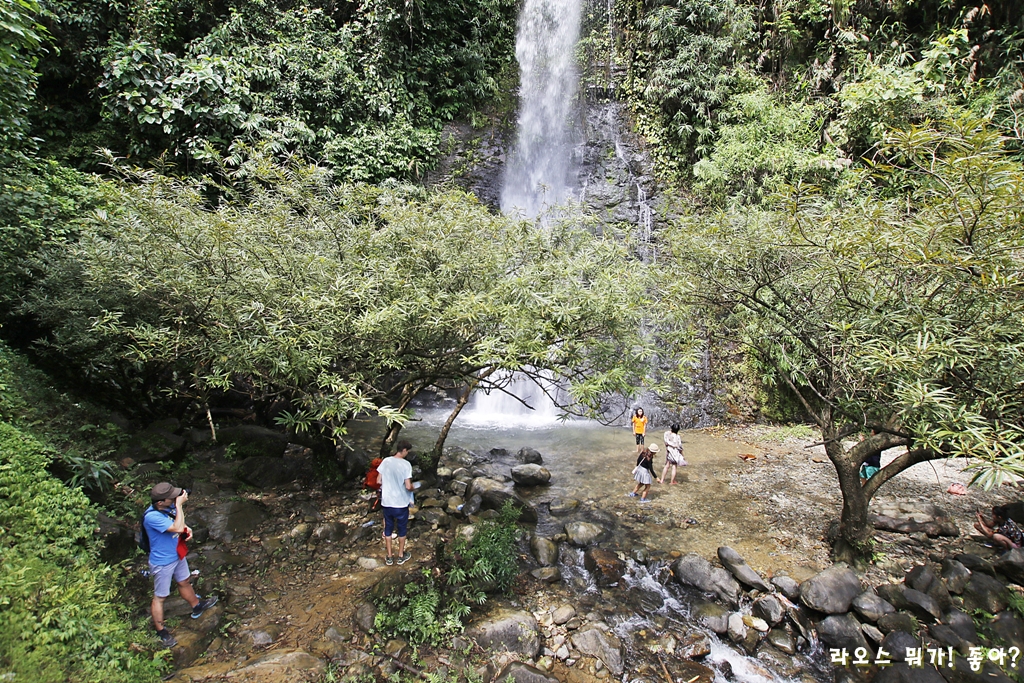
[666,115,1024,560]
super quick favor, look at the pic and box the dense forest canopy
[1,0,1023,678]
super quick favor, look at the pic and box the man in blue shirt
[378,441,415,566]
[144,482,217,647]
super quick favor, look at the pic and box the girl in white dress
[659,424,686,484]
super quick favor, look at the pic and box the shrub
[372,501,521,645]
[0,421,164,682]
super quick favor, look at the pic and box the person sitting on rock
[975,505,1024,550]
[144,482,218,648]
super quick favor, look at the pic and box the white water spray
[500,0,583,217]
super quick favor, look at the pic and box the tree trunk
[829,429,916,563]
[433,369,495,459]
[825,436,873,565]
[379,383,422,457]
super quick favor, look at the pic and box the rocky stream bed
[103,421,1024,683]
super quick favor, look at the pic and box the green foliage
[0,420,164,682]
[694,71,845,205]
[373,501,521,645]
[618,0,749,171]
[0,158,109,314]
[667,114,1024,543]
[45,0,516,176]
[99,42,249,160]
[0,0,46,152]
[453,500,521,593]
[22,155,648,445]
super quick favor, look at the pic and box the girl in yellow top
[631,407,648,454]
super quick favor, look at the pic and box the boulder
[531,567,561,583]
[494,662,559,683]
[511,464,551,487]
[906,565,952,611]
[672,553,741,606]
[571,627,624,676]
[217,425,289,459]
[193,500,268,542]
[877,612,918,634]
[236,456,302,488]
[799,566,862,614]
[995,548,1024,585]
[310,522,347,544]
[943,609,977,643]
[517,448,544,464]
[530,536,558,567]
[852,591,895,623]
[767,628,796,655]
[870,502,958,537]
[463,477,537,521]
[752,595,785,626]
[874,663,946,683]
[677,632,711,659]
[877,583,912,611]
[954,553,996,576]
[880,630,921,663]
[446,496,464,515]
[771,575,801,601]
[962,573,1009,614]
[940,559,971,595]
[817,614,869,652]
[584,548,626,586]
[466,610,541,658]
[232,650,326,680]
[990,611,1024,650]
[548,498,579,515]
[463,494,483,516]
[717,547,770,591]
[564,521,608,547]
[727,613,747,643]
[928,624,967,650]
[903,588,941,622]
[939,657,1016,683]
[692,601,729,634]
[552,605,576,625]
[354,602,376,633]
[862,623,885,643]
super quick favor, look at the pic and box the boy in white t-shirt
[378,440,415,565]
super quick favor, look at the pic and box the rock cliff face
[426,98,662,244]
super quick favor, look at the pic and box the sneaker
[639,498,651,504]
[158,630,177,648]
[627,492,638,497]
[385,555,394,566]
[396,551,412,565]
[191,595,219,619]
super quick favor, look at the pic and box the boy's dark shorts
[383,506,409,538]
[635,433,645,445]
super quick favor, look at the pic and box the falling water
[500,0,583,217]
[638,183,655,262]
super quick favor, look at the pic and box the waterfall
[500,0,583,217]
[638,183,655,263]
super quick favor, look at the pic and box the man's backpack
[364,457,384,491]
[136,506,173,553]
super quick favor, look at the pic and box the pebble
[356,557,379,569]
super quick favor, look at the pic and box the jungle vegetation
[0,0,1022,676]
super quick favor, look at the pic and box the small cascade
[637,182,655,263]
[457,369,573,429]
[549,557,830,683]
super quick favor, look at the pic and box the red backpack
[364,457,384,491]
